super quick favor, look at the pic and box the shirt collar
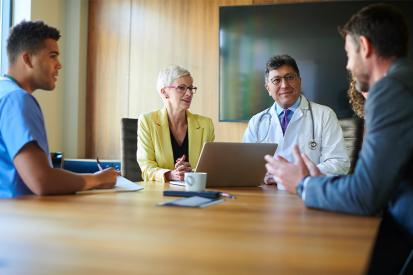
[274,95,301,116]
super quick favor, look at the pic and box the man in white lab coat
[243,55,349,186]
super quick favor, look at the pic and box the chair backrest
[339,117,364,173]
[120,118,142,181]
[400,249,413,275]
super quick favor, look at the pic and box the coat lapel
[155,109,174,168]
[187,111,203,167]
[289,95,309,125]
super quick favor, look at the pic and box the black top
[170,129,189,163]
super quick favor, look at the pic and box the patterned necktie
[281,109,290,135]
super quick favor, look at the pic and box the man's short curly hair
[7,20,60,65]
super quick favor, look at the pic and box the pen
[220,192,236,199]
[96,157,103,171]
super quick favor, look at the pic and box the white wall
[30,0,65,156]
[61,0,88,158]
[13,0,88,158]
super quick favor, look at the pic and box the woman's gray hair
[156,65,191,92]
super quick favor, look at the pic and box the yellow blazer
[137,108,215,182]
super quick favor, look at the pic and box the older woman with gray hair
[137,65,215,182]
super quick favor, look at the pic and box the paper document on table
[170,181,185,186]
[77,176,144,194]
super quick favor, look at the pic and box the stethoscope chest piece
[309,140,318,150]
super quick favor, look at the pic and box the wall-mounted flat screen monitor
[219,1,413,121]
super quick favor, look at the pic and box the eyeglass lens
[176,85,197,94]
[271,74,297,86]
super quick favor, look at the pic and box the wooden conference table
[0,182,379,275]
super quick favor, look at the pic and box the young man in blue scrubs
[0,21,118,198]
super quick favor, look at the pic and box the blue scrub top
[0,77,50,198]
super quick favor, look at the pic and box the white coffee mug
[184,172,207,192]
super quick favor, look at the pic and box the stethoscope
[256,96,318,150]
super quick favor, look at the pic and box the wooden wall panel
[87,0,318,159]
[128,0,253,147]
[86,0,131,158]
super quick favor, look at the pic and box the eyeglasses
[270,74,298,87]
[166,85,198,94]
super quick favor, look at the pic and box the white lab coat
[243,96,350,177]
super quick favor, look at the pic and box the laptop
[194,142,277,187]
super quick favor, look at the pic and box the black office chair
[400,249,413,275]
[120,118,142,181]
[367,212,413,275]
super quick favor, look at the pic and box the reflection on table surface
[0,181,380,275]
